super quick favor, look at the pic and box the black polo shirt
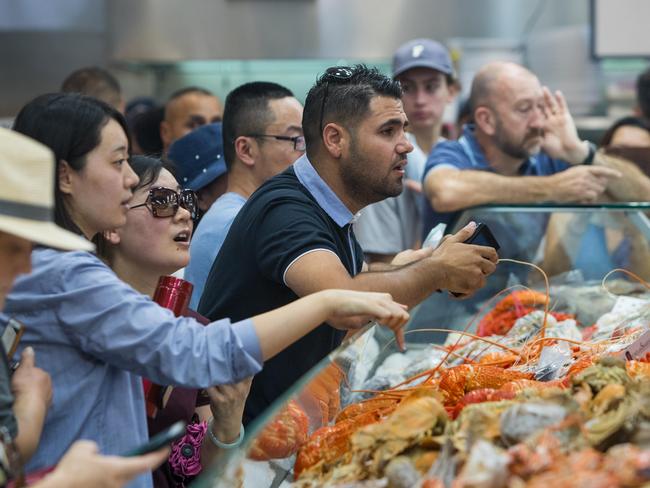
[198,157,363,424]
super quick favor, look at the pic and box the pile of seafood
[245,281,650,488]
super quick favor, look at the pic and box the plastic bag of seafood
[592,295,650,342]
[532,342,572,381]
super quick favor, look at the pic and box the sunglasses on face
[129,187,198,220]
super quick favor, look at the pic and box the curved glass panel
[193,204,650,487]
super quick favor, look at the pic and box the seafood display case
[194,203,650,488]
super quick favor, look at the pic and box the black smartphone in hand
[122,420,187,457]
[463,222,500,250]
[451,223,500,297]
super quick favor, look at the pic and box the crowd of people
[1,37,650,488]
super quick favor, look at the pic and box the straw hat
[0,128,94,251]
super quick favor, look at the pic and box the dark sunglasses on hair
[130,187,198,220]
[319,66,354,137]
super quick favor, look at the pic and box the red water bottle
[144,276,194,418]
[153,275,194,316]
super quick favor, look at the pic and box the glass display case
[194,203,650,488]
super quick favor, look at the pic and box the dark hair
[302,64,402,157]
[637,68,650,121]
[456,97,473,127]
[222,81,294,168]
[61,66,122,110]
[600,116,650,147]
[130,106,165,156]
[12,93,130,236]
[128,155,166,191]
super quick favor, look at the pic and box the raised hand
[540,87,589,164]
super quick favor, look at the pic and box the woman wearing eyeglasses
[96,154,250,487]
[5,93,409,488]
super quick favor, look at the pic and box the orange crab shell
[450,387,517,418]
[477,291,579,338]
[247,400,309,461]
[294,410,381,478]
[334,396,397,424]
[478,352,520,368]
[566,356,595,379]
[438,364,532,405]
[499,378,568,395]
[626,360,650,378]
[297,363,344,427]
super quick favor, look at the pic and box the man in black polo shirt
[199,65,498,423]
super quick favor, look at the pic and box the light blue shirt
[186,192,247,309]
[3,248,263,488]
[293,155,355,227]
[293,155,359,275]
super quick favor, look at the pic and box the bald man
[420,61,645,235]
[160,86,223,152]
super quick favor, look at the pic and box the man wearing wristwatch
[422,61,648,236]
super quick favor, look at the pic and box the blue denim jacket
[3,248,263,488]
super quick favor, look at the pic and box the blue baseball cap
[167,123,226,191]
[392,38,454,78]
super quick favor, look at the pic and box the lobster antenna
[498,258,551,357]
[601,268,650,295]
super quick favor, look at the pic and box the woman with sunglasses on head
[5,93,409,488]
[96,155,250,487]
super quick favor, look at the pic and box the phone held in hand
[450,223,500,298]
[122,420,187,457]
[2,318,25,372]
[463,222,500,251]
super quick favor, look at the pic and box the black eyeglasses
[130,187,198,220]
[247,134,306,152]
[319,66,354,138]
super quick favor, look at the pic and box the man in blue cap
[167,122,228,218]
[354,39,457,263]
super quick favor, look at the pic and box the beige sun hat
[0,128,94,251]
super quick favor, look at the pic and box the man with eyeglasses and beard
[199,65,498,424]
[421,61,631,236]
